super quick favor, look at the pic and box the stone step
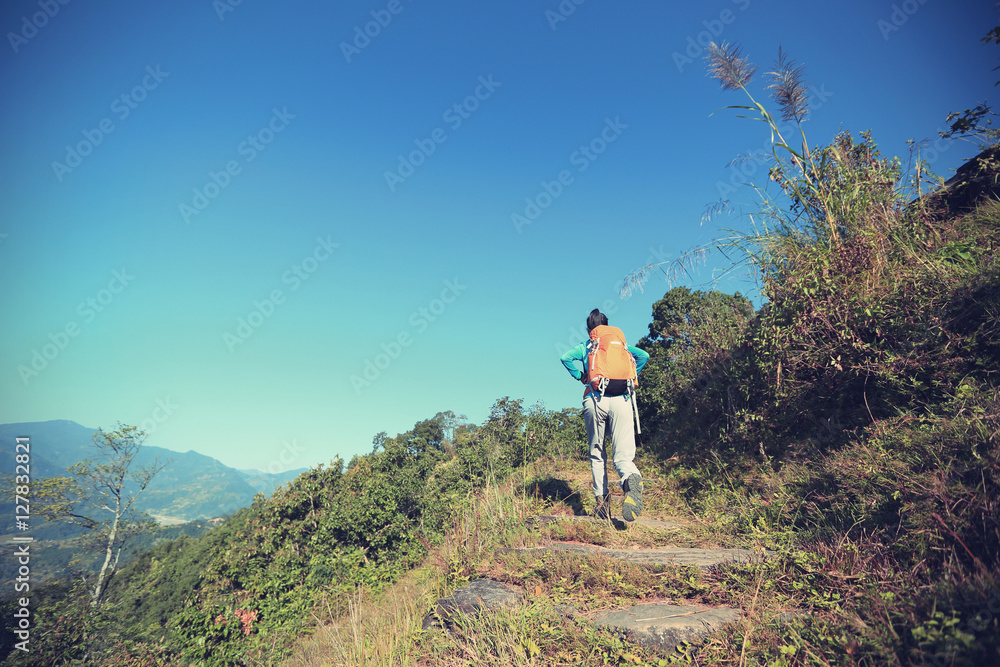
[583,602,743,652]
[501,543,769,568]
[527,514,688,530]
[423,580,745,655]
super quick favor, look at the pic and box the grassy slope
[279,415,999,666]
[274,153,1000,664]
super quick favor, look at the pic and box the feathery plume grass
[701,199,733,226]
[620,247,709,297]
[706,42,757,91]
[766,47,810,124]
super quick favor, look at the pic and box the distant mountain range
[0,420,307,524]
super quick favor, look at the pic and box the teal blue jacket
[560,342,650,399]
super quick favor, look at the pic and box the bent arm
[629,345,650,374]
[560,343,586,380]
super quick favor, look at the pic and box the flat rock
[527,514,687,530]
[586,602,742,651]
[422,578,521,630]
[503,543,767,568]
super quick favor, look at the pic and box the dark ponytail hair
[586,308,608,332]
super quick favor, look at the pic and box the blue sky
[1,0,996,473]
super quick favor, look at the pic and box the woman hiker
[560,308,650,521]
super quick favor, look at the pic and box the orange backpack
[586,325,638,397]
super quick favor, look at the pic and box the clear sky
[1,0,996,473]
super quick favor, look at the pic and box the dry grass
[279,569,437,667]
[276,442,1000,666]
[278,474,538,667]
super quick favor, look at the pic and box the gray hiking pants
[583,393,640,498]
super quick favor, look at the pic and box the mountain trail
[424,511,787,652]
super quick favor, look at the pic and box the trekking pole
[632,387,641,434]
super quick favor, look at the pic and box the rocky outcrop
[421,578,522,630]
[923,144,1000,216]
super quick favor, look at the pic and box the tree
[34,423,166,605]
[639,286,753,357]
[634,288,754,447]
[458,397,527,484]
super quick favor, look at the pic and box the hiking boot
[593,495,611,520]
[622,474,643,522]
